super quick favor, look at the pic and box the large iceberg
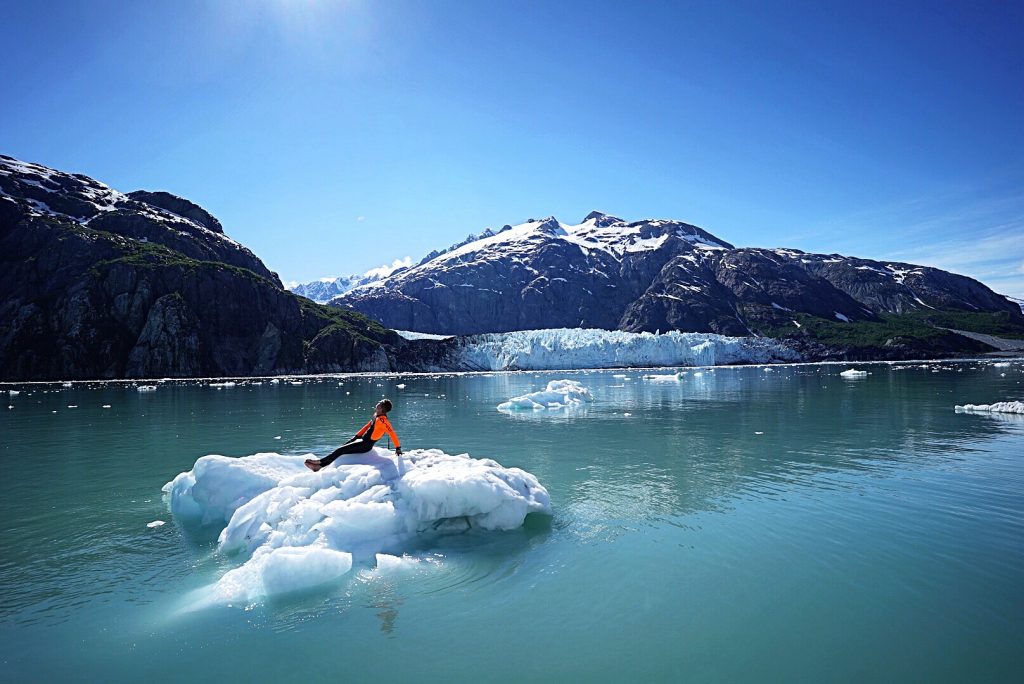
[164,448,550,606]
[445,328,799,371]
[497,379,593,411]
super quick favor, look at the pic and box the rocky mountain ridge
[333,212,1023,357]
[0,155,401,380]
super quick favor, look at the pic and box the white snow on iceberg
[954,401,1024,415]
[444,328,798,371]
[497,379,593,411]
[840,369,869,378]
[164,448,550,606]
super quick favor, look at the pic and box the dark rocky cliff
[0,155,400,380]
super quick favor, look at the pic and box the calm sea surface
[1,361,1022,683]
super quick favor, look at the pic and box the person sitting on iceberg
[305,398,402,472]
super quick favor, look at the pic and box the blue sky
[2,1,1022,297]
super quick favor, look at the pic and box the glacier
[497,379,594,411]
[444,327,799,371]
[164,448,551,606]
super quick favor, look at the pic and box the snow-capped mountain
[0,155,279,283]
[288,258,411,304]
[334,211,1021,338]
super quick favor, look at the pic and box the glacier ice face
[164,448,551,606]
[954,401,1024,415]
[497,379,594,411]
[449,328,799,371]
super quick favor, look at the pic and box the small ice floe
[209,382,236,388]
[67,405,77,409]
[270,379,280,384]
[840,369,869,378]
[8,390,19,396]
[7,405,13,410]
[289,381,303,385]
[273,436,282,440]
[62,382,72,388]
[102,405,111,409]
[954,401,1024,415]
[498,379,593,411]
[754,431,764,435]
[373,553,422,574]
[643,373,683,382]
[622,412,632,417]
[396,384,407,389]
[137,385,157,392]
[992,362,1011,368]
[147,520,166,528]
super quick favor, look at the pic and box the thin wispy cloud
[789,183,1024,298]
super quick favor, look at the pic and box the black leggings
[320,437,376,467]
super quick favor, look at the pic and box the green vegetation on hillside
[297,296,397,346]
[762,309,1024,351]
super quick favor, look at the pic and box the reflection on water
[1,360,1022,681]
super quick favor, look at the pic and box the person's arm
[354,419,374,439]
[383,418,402,453]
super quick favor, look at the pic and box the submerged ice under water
[164,448,551,606]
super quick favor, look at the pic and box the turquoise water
[2,362,1022,682]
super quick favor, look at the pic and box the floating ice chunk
[396,384,407,389]
[166,448,550,605]
[992,362,1011,368]
[209,382,236,388]
[147,520,166,528]
[497,379,594,411]
[163,452,307,527]
[840,369,869,378]
[102,404,111,409]
[274,435,282,440]
[62,382,72,388]
[374,553,420,573]
[137,385,157,392]
[197,545,354,607]
[954,401,1024,414]
[7,390,19,396]
[643,373,682,382]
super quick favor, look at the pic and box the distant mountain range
[3,154,1022,382]
[287,258,411,304]
[329,212,1024,359]
[0,155,400,380]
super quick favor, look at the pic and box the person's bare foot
[304,459,322,472]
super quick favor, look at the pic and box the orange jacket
[356,414,400,447]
